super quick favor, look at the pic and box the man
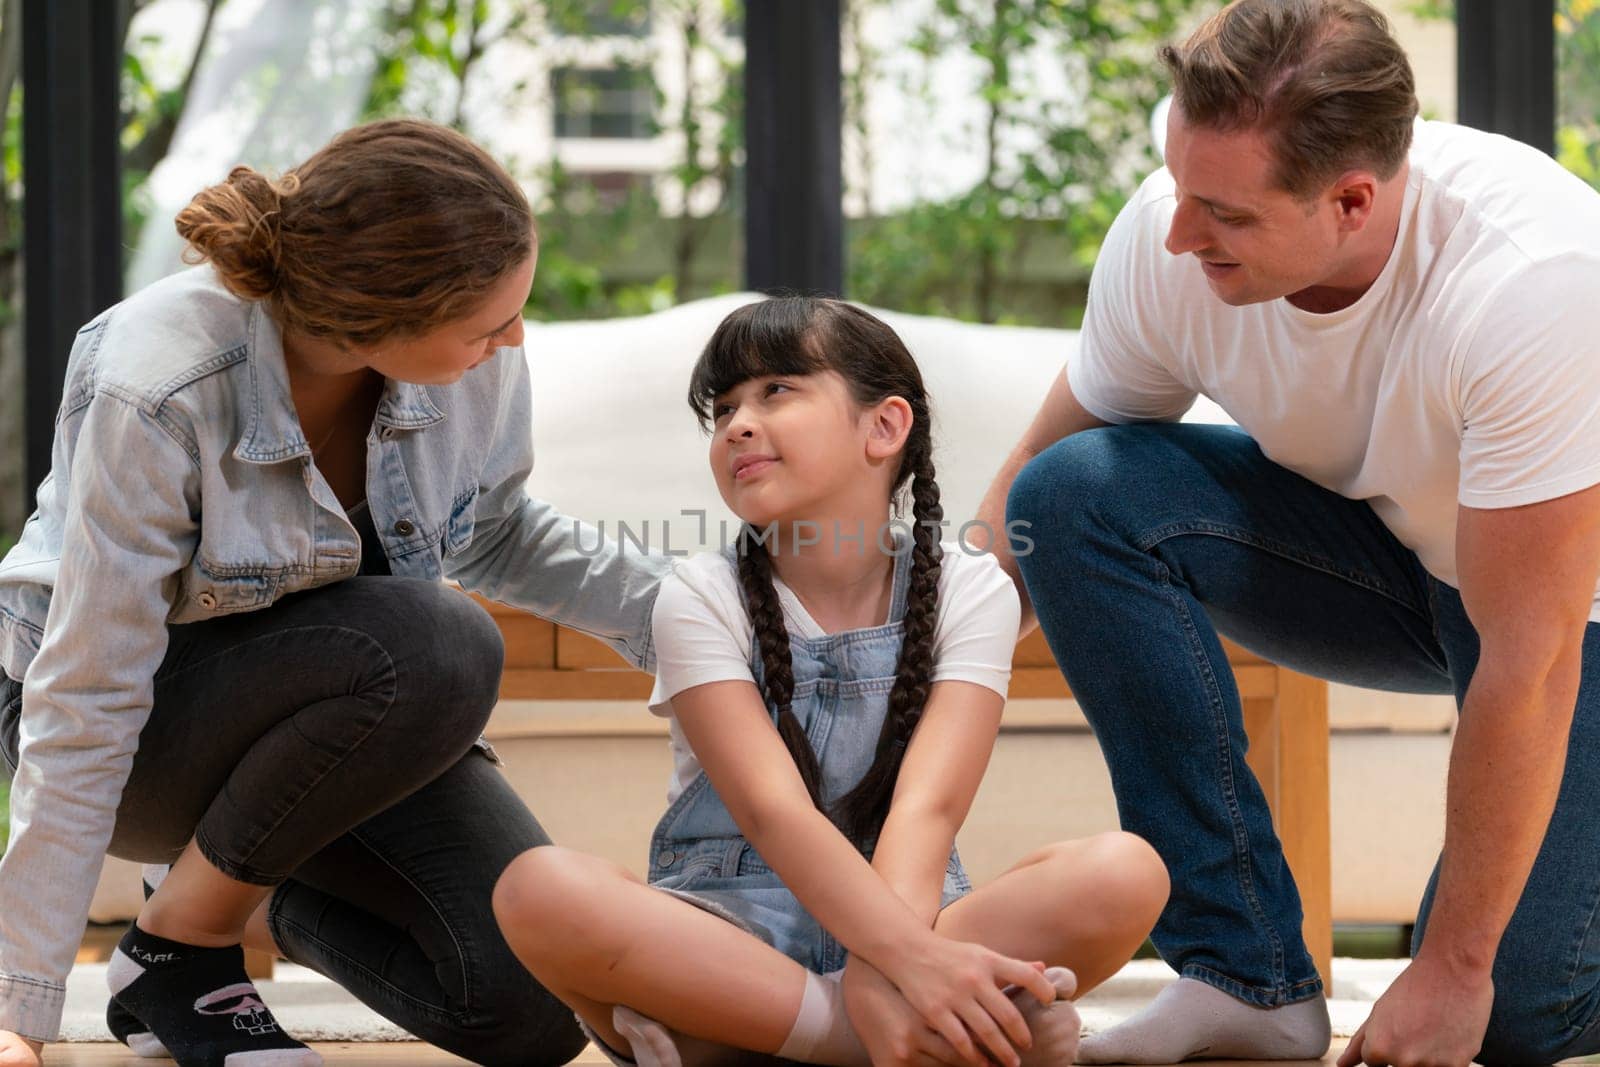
[974,1,1600,1064]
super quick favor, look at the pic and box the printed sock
[106,923,320,1067]
[108,866,176,1058]
[1076,977,1330,1063]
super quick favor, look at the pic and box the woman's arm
[0,393,199,1043]
[442,348,672,671]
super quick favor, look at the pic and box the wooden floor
[43,1040,1355,1065]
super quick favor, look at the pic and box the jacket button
[197,591,217,609]
[656,850,677,867]
[393,519,415,537]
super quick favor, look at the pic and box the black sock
[107,874,169,1058]
[106,923,319,1067]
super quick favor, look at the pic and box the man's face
[1162,106,1345,307]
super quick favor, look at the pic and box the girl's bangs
[688,299,830,427]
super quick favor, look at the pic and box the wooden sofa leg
[1243,668,1333,993]
[243,948,275,980]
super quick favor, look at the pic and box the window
[553,67,655,139]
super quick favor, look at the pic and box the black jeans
[2,577,583,1066]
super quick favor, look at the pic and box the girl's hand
[841,957,968,1067]
[0,1031,42,1067]
[884,934,1057,1067]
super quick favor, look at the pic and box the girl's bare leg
[935,831,1169,995]
[493,846,818,1057]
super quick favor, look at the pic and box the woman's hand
[881,933,1056,1067]
[0,1031,43,1067]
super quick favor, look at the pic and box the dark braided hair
[689,297,944,845]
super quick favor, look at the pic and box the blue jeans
[1008,423,1600,1064]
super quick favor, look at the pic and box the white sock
[612,1005,764,1067]
[776,970,870,1066]
[1077,977,1330,1063]
[1010,966,1081,1067]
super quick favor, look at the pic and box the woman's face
[363,251,536,385]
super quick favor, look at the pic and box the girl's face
[709,369,904,530]
[361,251,536,385]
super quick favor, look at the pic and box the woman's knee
[331,579,504,745]
[443,984,587,1067]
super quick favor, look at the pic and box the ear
[863,396,914,463]
[1328,169,1379,234]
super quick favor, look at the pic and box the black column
[1456,0,1556,155]
[21,0,123,501]
[743,0,842,297]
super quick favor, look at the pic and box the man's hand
[1337,956,1492,1067]
[0,1030,43,1067]
[842,956,975,1067]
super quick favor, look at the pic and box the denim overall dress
[646,540,973,975]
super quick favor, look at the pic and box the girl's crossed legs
[493,832,1168,1064]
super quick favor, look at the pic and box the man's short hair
[1160,0,1419,199]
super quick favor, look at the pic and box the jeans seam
[1136,520,1432,622]
[345,825,477,1021]
[153,623,398,686]
[218,631,398,878]
[1159,557,1290,997]
[271,909,459,1022]
[1563,862,1600,1035]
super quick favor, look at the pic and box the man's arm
[1341,482,1600,1067]
[969,370,1109,637]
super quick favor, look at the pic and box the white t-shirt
[648,545,1022,803]
[1070,119,1600,619]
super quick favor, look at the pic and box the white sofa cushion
[520,294,1453,737]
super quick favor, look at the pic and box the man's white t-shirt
[648,546,1022,803]
[1070,119,1600,619]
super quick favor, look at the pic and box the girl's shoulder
[655,550,753,631]
[933,544,1017,609]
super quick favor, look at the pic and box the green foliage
[1559,0,1600,191]
[847,0,1217,326]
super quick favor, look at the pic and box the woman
[0,118,668,1067]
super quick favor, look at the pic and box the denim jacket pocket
[184,564,278,615]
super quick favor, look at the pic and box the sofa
[91,294,1453,941]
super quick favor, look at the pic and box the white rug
[63,958,1407,1043]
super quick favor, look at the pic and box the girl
[0,119,668,1067]
[494,298,1168,1067]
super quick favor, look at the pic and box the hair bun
[174,165,296,301]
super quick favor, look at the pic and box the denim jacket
[0,265,670,1040]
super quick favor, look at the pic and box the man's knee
[1007,427,1130,535]
[1477,978,1600,1065]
